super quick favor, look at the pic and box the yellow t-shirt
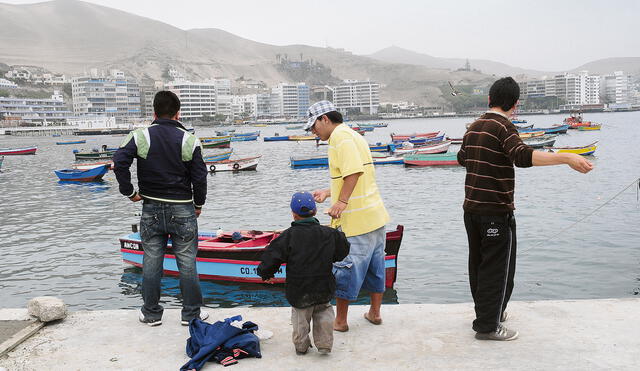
[328,124,390,237]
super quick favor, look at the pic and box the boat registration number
[122,241,140,250]
[240,267,282,275]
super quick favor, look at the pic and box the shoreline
[1,298,638,370]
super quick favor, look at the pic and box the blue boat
[369,142,397,152]
[203,150,233,162]
[54,164,108,182]
[231,135,259,142]
[56,140,86,145]
[290,156,328,169]
[392,135,445,145]
[233,131,260,137]
[373,156,404,165]
[511,119,528,124]
[264,135,289,142]
[518,124,569,135]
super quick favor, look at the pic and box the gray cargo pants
[291,302,334,352]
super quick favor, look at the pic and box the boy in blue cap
[257,191,350,355]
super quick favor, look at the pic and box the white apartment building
[271,83,310,118]
[0,78,18,89]
[0,92,72,124]
[520,71,600,105]
[231,94,258,119]
[332,80,380,115]
[602,71,631,104]
[165,81,216,119]
[71,70,141,122]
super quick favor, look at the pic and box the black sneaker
[138,310,162,327]
[475,324,518,341]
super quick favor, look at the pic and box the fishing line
[520,176,640,255]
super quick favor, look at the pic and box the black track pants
[464,212,517,333]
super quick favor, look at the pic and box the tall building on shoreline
[165,80,216,119]
[519,71,600,106]
[602,71,632,105]
[71,69,141,122]
[333,80,380,115]
[270,83,309,119]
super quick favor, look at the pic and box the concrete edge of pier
[1,298,639,370]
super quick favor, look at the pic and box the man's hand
[129,193,142,202]
[566,154,594,174]
[195,208,202,218]
[327,201,347,219]
[312,189,330,203]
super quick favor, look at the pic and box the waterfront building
[602,71,632,104]
[71,70,141,123]
[519,71,600,105]
[256,93,273,118]
[66,116,118,129]
[231,94,258,119]
[332,80,380,115]
[0,78,18,89]
[271,83,310,119]
[0,92,72,125]
[165,80,216,119]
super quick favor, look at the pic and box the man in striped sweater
[457,77,593,341]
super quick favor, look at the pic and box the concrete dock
[1,298,638,370]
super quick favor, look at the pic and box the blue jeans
[333,227,386,301]
[140,200,203,321]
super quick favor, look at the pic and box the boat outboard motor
[102,144,108,152]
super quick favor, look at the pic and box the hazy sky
[5,0,640,71]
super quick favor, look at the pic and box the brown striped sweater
[457,111,534,215]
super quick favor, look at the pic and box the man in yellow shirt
[307,101,390,332]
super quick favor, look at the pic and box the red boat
[0,146,37,155]
[120,225,404,288]
[390,132,440,141]
[564,112,593,129]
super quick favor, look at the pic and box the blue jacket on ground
[113,118,207,207]
[181,316,261,370]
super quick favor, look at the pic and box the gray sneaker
[139,310,162,327]
[317,348,331,355]
[181,310,210,326]
[475,324,519,341]
[500,311,510,322]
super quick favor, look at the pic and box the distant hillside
[0,0,497,105]
[570,57,640,76]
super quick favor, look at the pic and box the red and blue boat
[54,164,109,182]
[119,225,404,287]
[0,146,37,155]
[56,140,86,145]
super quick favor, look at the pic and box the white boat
[72,161,113,170]
[392,141,452,155]
[205,156,261,172]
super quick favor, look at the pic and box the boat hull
[0,146,37,155]
[404,153,460,166]
[56,140,86,145]
[55,164,108,181]
[545,142,598,156]
[206,156,261,172]
[119,225,404,288]
[263,136,289,141]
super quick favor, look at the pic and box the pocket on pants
[332,260,352,293]
[171,216,196,242]
[140,214,159,240]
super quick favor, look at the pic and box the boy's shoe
[317,348,331,355]
[139,310,162,327]
[475,324,519,341]
[500,311,510,322]
[296,345,312,355]
[181,310,210,326]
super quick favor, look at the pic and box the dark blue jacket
[181,316,261,370]
[113,119,207,207]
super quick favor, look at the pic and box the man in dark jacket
[458,77,593,341]
[257,192,350,355]
[114,91,209,327]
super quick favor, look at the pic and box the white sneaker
[181,310,209,326]
[139,310,162,327]
[475,324,519,341]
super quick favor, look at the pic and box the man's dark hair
[322,111,343,124]
[153,91,181,118]
[489,77,520,111]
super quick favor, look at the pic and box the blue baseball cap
[290,191,317,217]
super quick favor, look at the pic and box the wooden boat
[54,164,108,182]
[355,129,366,136]
[373,156,404,165]
[253,124,269,127]
[391,132,439,141]
[290,156,328,169]
[288,135,318,141]
[201,136,232,149]
[360,123,388,128]
[233,131,260,137]
[286,125,304,130]
[264,135,289,141]
[518,125,569,135]
[523,135,557,149]
[369,143,397,152]
[72,161,113,170]
[577,124,602,131]
[0,146,37,155]
[518,131,545,139]
[446,137,463,145]
[215,130,236,136]
[120,224,404,287]
[73,149,115,160]
[404,152,460,167]
[351,125,374,132]
[392,134,445,145]
[231,134,259,142]
[203,150,233,162]
[544,142,598,156]
[56,140,86,145]
[205,156,261,172]
[511,119,528,124]
[513,123,533,129]
[393,140,452,155]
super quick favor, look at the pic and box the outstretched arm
[532,151,594,173]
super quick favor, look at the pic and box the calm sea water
[1,112,639,310]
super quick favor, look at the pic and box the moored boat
[391,132,440,141]
[522,135,557,149]
[263,135,289,141]
[360,122,388,128]
[231,135,259,142]
[73,149,115,160]
[518,131,545,139]
[119,225,404,287]
[577,124,602,131]
[392,135,445,145]
[403,152,460,167]
[544,142,598,156]
[393,140,452,155]
[372,156,404,165]
[201,136,232,148]
[56,140,86,145]
[369,143,397,152]
[71,161,113,170]
[290,155,328,169]
[518,124,569,135]
[288,135,318,141]
[203,150,233,162]
[0,146,37,155]
[205,156,261,172]
[54,164,109,182]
